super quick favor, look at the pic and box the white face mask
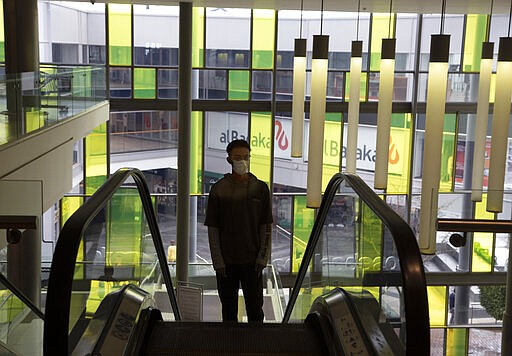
[232,159,249,175]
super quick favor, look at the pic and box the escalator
[43,168,429,355]
[0,272,45,355]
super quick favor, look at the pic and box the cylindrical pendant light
[487,37,512,212]
[292,38,307,157]
[306,34,329,208]
[418,33,450,254]
[346,40,363,174]
[471,42,494,202]
[374,38,396,190]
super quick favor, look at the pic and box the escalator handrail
[0,272,44,319]
[43,168,180,356]
[282,173,429,355]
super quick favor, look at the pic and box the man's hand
[255,263,265,274]
[216,267,227,278]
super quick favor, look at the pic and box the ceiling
[64,0,512,15]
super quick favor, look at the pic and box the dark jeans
[216,263,264,322]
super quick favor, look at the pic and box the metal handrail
[282,173,430,355]
[0,272,44,320]
[43,167,180,355]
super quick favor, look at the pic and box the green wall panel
[228,70,250,100]
[388,113,412,194]
[134,67,156,99]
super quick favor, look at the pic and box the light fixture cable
[300,0,304,38]
[508,0,512,36]
[486,0,494,41]
[388,0,393,38]
[440,0,446,34]
[320,0,324,35]
[356,0,361,40]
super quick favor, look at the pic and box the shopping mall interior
[0,0,511,354]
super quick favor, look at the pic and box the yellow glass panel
[345,71,367,101]
[25,110,44,134]
[292,196,314,273]
[472,195,494,271]
[190,111,203,194]
[370,13,396,71]
[322,114,342,190]
[85,122,108,195]
[446,328,468,356]
[250,112,272,185]
[428,285,447,326]
[439,114,457,192]
[108,4,132,66]
[192,7,204,67]
[462,15,488,72]
[388,114,412,194]
[489,73,496,103]
[252,9,275,69]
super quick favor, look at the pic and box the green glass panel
[427,286,447,326]
[344,72,367,101]
[106,190,142,269]
[108,4,132,66]
[228,70,250,100]
[292,196,314,273]
[472,196,494,272]
[73,67,92,97]
[446,328,468,356]
[358,203,382,277]
[388,113,412,194]
[0,1,4,63]
[322,114,342,190]
[61,197,84,226]
[192,7,204,68]
[190,111,203,194]
[252,9,275,69]
[250,112,271,185]
[85,122,108,195]
[134,68,156,99]
[370,13,396,71]
[463,15,488,72]
[439,114,457,192]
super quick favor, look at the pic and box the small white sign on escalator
[177,281,203,321]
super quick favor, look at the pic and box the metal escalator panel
[309,287,405,355]
[44,168,179,355]
[284,173,429,354]
[71,284,154,356]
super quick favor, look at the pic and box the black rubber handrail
[282,173,429,355]
[43,168,180,356]
[0,272,44,319]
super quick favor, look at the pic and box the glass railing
[283,173,430,353]
[0,272,44,355]
[0,65,106,146]
[44,168,178,355]
[184,262,286,322]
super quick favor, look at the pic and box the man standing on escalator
[204,139,273,322]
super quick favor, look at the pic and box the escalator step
[142,321,326,356]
